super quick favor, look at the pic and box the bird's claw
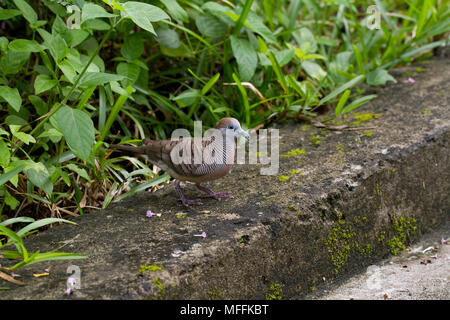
[179,198,202,206]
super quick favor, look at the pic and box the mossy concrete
[1,56,449,299]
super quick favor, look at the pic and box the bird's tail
[109,144,146,154]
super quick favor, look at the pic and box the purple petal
[201,232,207,238]
[407,77,415,83]
[146,210,153,218]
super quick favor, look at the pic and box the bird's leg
[196,184,233,200]
[175,181,201,206]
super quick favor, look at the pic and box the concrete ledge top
[1,55,449,299]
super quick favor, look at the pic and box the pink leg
[196,184,233,200]
[175,182,201,206]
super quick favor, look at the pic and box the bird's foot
[178,197,202,206]
[197,185,233,200]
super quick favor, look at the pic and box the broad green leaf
[54,106,95,161]
[5,191,20,210]
[0,139,10,168]
[13,0,37,25]
[116,62,140,87]
[8,39,43,52]
[245,12,277,44]
[161,0,188,23]
[293,27,317,53]
[366,68,397,85]
[57,59,77,83]
[160,42,192,58]
[0,86,22,112]
[34,75,57,95]
[273,49,295,67]
[0,51,29,75]
[79,72,124,87]
[172,89,200,107]
[0,162,27,187]
[230,36,257,82]
[0,37,8,52]
[16,218,76,237]
[48,34,68,62]
[122,1,170,35]
[24,162,53,196]
[0,9,21,20]
[81,3,117,22]
[156,28,181,49]
[120,33,144,60]
[195,13,228,39]
[29,95,48,116]
[65,163,91,182]
[302,60,327,81]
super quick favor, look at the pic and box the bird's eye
[227,124,235,130]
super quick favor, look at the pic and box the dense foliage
[0,0,448,221]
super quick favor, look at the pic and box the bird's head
[215,118,249,140]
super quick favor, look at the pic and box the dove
[110,118,249,206]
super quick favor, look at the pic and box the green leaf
[10,124,36,145]
[293,27,317,53]
[0,9,21,20]
[0,217,35,227]
[342,95,378,114]
[16,218,76,238]
[161,0,188,23]
[366,68,397,86]
[23,252,87,265]
[195,13,228,39]
[160,42,193,58]
[65,163,91,182]
[0,51,29,75]
[245,11,277,44]
[116,63,140,87]
[79,72,124,87]
[335,89,351,116]
[8,39,43,53]
[0,86,21,112]
[319,74,365,105]
[156,28,181,49]
[172,88,200,107]
[301,60,327,81]
[230,36,257,82]
[29,95,48,116]
[81,3,117,22]
[4,191,20,210]
[122,1,170,35]
[54,106,95,161]
[13,0,37,25]
[34,75,57,95]
[0,162,26,187]
[0,139,10,168]
[120,33,144,60]
[48,34,68,62]
[24,162,53,196]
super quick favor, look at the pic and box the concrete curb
[1,56,449,299]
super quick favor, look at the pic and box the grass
[0,0,448,224]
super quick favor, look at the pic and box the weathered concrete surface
[311,222,450,300]
[1,55,449,299]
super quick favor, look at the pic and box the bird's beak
[237,128,250,140]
